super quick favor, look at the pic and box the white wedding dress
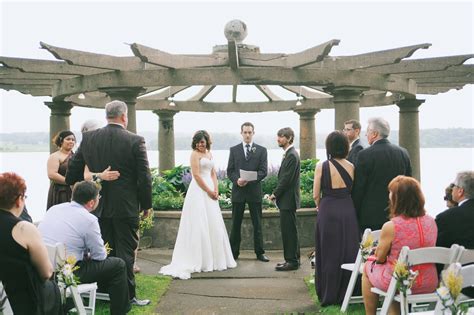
[159,157,237,279]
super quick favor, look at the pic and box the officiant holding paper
[227,122,269,262]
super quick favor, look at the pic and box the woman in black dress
[313,131,360,306]
[0,172,61,314]
[46,130,76,210]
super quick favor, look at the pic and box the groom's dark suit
[273,146,300,265]
[227,143,268,258]
[65,123,152,300]
[347,138,363,165]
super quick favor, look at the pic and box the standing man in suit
[66,100,152,306]
[343,119,364,165]
[436,171,474,249]
[270,127,301,271]
[227,122,269,262]
[352,117,412,232]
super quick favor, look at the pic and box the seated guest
[443,183,459,209]
[39,181,131,314]
[0,172,61,315]
[362,176,438,315]
[436,171,474,297]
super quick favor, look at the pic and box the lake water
[1,148,473,222]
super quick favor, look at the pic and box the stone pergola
[0,20,472,180]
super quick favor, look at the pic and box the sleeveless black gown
[315,159,360,306]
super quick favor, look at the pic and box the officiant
[227,122,269,262]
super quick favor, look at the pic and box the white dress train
[159,157,237,279]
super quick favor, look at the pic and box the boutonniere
[251,147,256,153]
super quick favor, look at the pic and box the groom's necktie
[245,144,251,160]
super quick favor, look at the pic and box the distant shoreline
[1,128,473,152]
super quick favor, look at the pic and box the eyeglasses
[17,194,27,200]
[343,128,354,132]
[98,195,102,200]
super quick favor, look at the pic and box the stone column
[154,110,178,173]
[331,88,363,131]
[295,108,320,160]
[397,98,424,182]
[45,101,73,153]
[102,87,144,133]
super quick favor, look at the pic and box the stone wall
[146,208,317,250]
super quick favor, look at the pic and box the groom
[227,122,269,262]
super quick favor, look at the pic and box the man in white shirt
[39,181,131,314]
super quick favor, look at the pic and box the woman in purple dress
[313,131,360,306]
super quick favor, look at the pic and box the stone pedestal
[331,88,363,130]
[295,108,320,160]
[154,110,178,172]
[102,87,144,133]
[45,101,73,153]
[397,99,424,181]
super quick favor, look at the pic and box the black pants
[99,217,139,300]
[230,202,265,258]
[279,208,300,265]
[76,257,130,315]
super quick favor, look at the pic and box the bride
[159,130,237,279]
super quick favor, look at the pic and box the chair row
[340,228,474,314]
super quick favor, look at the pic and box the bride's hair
[191,130,212,151]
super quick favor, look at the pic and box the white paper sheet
[240,169,257,181]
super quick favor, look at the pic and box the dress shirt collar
[108,122,125,129]
[242,142,253,149]
[458,198,469,206]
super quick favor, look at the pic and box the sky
[1,0,473,137]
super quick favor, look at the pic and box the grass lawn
[304,276,365,314]
[94,274,172,315]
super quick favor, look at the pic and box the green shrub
[153,193,184,210]
[161,165,191,194]
[218,178,232,196]
[300,191,316,208]
[262,174,278,195]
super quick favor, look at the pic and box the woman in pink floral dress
[362,175,438,315]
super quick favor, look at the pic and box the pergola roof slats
[0,68,75,80]
[0,57,110,75]
[139,86,190,100]
[281,85,332,99]
[366,54,474,74]
[130,43,228,69]
[256,85,283,101]
[188,85,215,101]
[305,43,432,70]
[40,42,150,71]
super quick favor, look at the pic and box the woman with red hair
[0,172,61,314]
[362,175,438,315]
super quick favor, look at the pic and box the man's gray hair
[455,171,474,199]
[368,117,390,138]
[105,100,127,119]
[81,119,102,134]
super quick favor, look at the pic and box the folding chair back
[340,228,381,312]
[434,264,474,313]
[45,243,97,315]
[375,244,460,315]
[457,247,474,265]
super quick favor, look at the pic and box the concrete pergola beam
[0,84,52,96]
[52,68,416,98]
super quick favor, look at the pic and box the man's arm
[273,154,297,198]
[134,137,152,211]
[85,218,107,261]
[226,147,239,184]
[435,213,452,248]
[256,147,268,182]
[65,144,86,185]
[352,153,368,218]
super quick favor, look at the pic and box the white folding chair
[0,281,13,315]
[340,228,381,312]
[46,243,97,315]
[372,244,460,315]
[457,247,474,265]
[434,264,474,313]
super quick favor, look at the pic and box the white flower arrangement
[360,232,377,263]
[436,263,468,314]
[251,146,256,153]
